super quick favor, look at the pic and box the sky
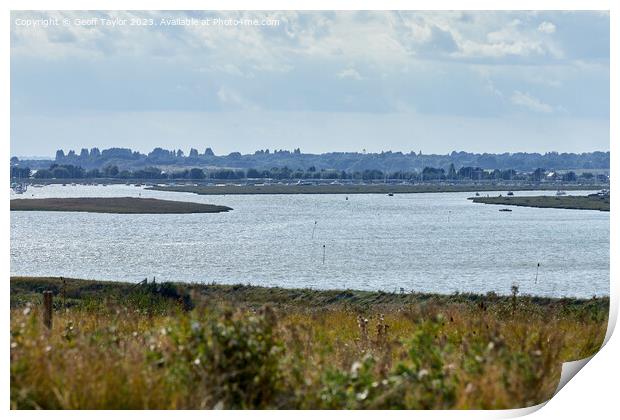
[10,10,610,157]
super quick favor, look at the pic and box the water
[10,185,609,298]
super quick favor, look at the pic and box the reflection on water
[10,185,609,298]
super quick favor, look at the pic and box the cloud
[10,11,609,121]
[337,68,362,80]
[510,91,553,113]
[538,21,556,34]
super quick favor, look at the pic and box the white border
[3,1,616,418]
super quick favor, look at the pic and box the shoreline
[10,276,608,308]
[470,195,610,212]
[145,183,604,196]
[10,197,232,214]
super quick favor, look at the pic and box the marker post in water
[322,244,326,264]
[535,262,540,284]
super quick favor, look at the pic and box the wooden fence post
[43,291,53,329]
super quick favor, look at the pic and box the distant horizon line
[12,148,611,161]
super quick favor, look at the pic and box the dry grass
[10,278,608,409]
[471,195,609,211]
[10,197,231,214]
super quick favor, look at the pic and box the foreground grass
[10,197,232,214]
[471,195,609,212]
[10,277,608,409]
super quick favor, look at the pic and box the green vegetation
[11,277,608,409]
[147,183,600,196]
[12,147,610,176]
[471,195,609,212]
[10,197,232,214]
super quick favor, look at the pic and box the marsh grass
[10,277,608,409]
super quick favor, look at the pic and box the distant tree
[33,169,53,179]
[67,150,77,159]
[90,147,101,158]
[85,168,101,178]
[421,167,444,180]
[103,165,119,177]
[176,149,184,158]
[188,168,206,179]
[562,171,577,182]
[51,166,70,178]
[79,148,89,159]
[246,168,261,178]
[189,148,199,158]
[55,150,65,161]
[148,148,175,163]
[293,148,301,154]
[10,156,19,164]
[204,148,215,156]
[10,166,30,179]
[580,172,594,180]
[447,163,457,179]
[500,169,516,180]
[531,168,546,182]
[101,148,133,160]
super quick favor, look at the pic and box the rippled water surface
[10,185,609,297]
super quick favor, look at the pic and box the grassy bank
[11,277,608,409]
[10,197,232,214]
[471,195,609,212]
[146,183,603,195]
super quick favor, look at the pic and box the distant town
[10,147,611,184]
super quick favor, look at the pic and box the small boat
[499,208,512,212]
[475,192,480,196]
[12,183,27,194]
[388,193,394,197]
[507,191,514,196]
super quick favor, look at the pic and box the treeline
[13,163,609,183]
[11,147,610,172]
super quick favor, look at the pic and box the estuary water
[10,185,609,298]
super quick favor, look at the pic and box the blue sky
[10,11,609,157]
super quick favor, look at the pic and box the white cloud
[510,91,553,113]
[337,68,362,80]
[538,21,556,34]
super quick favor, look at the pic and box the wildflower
[45,345,52,352]
[132,331,138,337]
[487,342,495,351]
[465,383,475,394]
[22,307,31,316]
[356,389,369,401]
[194,358,201,365]
[418,369,429,379]
[11,342,17,349]
[350,361,362,376]
[532,349,542,357]
[160,328,167,336]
